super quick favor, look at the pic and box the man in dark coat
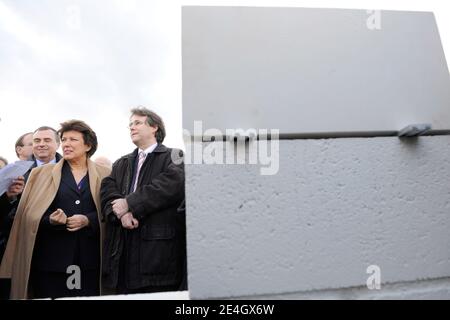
[0,126,61,299]
[101,107,186,294]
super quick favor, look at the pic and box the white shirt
[139,142,158,157]
[36,157,57,167]
[131,143,158,192]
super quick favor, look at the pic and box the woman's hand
[66,214,89,232]
[49,209,67,225]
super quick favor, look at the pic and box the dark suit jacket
[31,161,100,273]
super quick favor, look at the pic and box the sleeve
[100,160,125,225]
[0,193,11,231]
[39,207,66,231]
[126,152,185,220]
[84,210,100,236]
[0,193,14,218]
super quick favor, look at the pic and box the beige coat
[0,158,111,299]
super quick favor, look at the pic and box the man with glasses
[101,106,186,295]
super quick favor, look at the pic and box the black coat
[0,154,62,262]
[0,194,12,263]
[31,161,100,273]
[100,144,186,290]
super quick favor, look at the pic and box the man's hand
[66,215,89,232]
[112,198,129,218]
[6,176,25,199]
[120,212,139,230]
[49,209,67,225]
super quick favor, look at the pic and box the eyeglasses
[128,120,146,129]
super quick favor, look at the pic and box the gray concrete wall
[183,7,450,135]
[185,136,450,299]
[235,278,450,300]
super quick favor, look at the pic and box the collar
[124,144,168,161]
[139,142,158,156]
[36,157,57,167]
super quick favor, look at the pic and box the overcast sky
[0,0,449,163]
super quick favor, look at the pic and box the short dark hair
[15,132,33,157]
[33,126,61,144]
[130,106,166,143]
[58,120,98,158]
